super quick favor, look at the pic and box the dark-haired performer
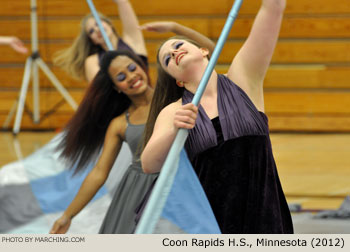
[50,24,214,233]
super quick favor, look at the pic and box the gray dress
[99,113,158,233]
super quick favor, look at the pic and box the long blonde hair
[53,13,118,80]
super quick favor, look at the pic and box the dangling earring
[176,81,184,87]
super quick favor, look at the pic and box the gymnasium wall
[1,0,349,131]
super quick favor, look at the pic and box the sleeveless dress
[183,74,293,234]
[99,113,158,233]
[0,39,148,234]
[98,38,148,195]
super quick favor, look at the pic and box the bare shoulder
[153,100,182,128]
[152,100,183,133]
[159,99,182,117]
[163,99,182,112]
[107,114,128,139]
[84,54,100,82]
[85,54,98,66]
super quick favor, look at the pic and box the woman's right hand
[49,214,71,234]
[173,103,198,130]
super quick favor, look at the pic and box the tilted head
[59,50,150,174]
[80,13,118,54]
[83,14,118,47]
[52,13,120,82]
[157,36,209,84]
[99,50,150,98]
[150,36,210,110]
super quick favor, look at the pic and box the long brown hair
[53,13,118,80]
[58,50,149,174]
[142,36,206,150]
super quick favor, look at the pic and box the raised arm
[228,0,286,111]
[114,0,147,56]
[140,21,215,55]
[142,102,198,174]
[49,118,123,233]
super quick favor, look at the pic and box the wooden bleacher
[1,0,349,131]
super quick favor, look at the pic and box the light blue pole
[86,0,115,51]
[135,0,244,234]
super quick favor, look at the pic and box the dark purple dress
[183,74,293,234]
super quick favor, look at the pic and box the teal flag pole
[135,0,244,234]
[86,0,115,51]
